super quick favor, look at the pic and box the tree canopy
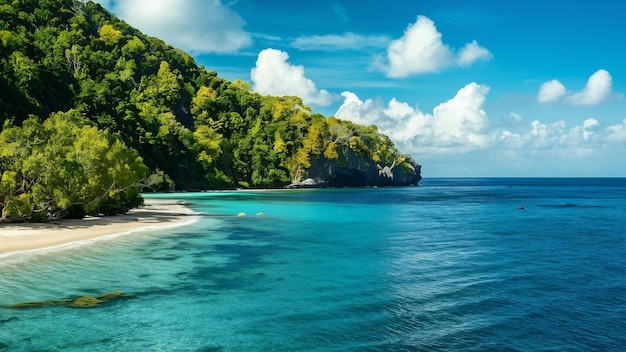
[0,110,147,221]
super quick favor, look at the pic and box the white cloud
[336,81,626,159]
[335,92,385,126]
[581,118,600,140]
[510,112,524,123]
[93,0,251,54]
[537,79,566,104]
[498,120,566,150]
[291,33,390,51]
[335,82,491,153]
[376,16,492,78]
[537,70,615,106]
[251,49,335,106]
[565,69,613,105]
[431,83,491,148]
[384,98,415,120]
[457,40,493,66]
[498,117,605,154]
[563,118,599,144]
[606,119,626,143]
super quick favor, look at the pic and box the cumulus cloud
[565,69,613,105]
[251,49,335,106]
[577,118,600,140]
[498,117,605,154]
[336,81,626,159]
[537,79,566,103]
[457,40,493,67]
[606,119,626,143]
[335,82,491,153]
[93,0,251,54]
[291,33,390,51]
[375,16,492,78]
[491,115,625,175]
[537,70,615,105]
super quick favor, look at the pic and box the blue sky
[94,0,626,177]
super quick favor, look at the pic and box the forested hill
[0,0,421,222]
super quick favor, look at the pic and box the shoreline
[0,198,200,259]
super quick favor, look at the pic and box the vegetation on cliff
[0,0,420,222]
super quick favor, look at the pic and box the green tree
[324,142,338,160]
[98,23,122,46]
[193,124,222,165]
[0,111,148,222]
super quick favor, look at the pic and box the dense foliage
[0,110,147,221]
[0,0,419,221]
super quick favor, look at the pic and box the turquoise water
[1,178,625,351]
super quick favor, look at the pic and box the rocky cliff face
[289,149,421,188]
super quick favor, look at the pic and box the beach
[0,198,199,258]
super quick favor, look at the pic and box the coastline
[0,198,200,259]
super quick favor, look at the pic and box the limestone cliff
[289,148,421,188]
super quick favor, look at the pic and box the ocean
[1,178,625,351]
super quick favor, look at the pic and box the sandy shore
[0,198,200,258]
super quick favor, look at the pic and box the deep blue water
[1,178,625,351]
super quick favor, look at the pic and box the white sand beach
[0,198,199,257]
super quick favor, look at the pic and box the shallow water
[1,178,625,351]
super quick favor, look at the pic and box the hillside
[0,0,420,221]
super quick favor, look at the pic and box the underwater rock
[99,291,127,302]
[10,300,71,308]
[10,291,128,309]
[68,296,103,308]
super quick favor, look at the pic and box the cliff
[290,147,421,188]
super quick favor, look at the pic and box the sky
[93,0,626,177]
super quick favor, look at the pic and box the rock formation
[288,152,421,188]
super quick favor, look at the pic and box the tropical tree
[0,111,147,222]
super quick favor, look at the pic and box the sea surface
[1,178,625,351]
